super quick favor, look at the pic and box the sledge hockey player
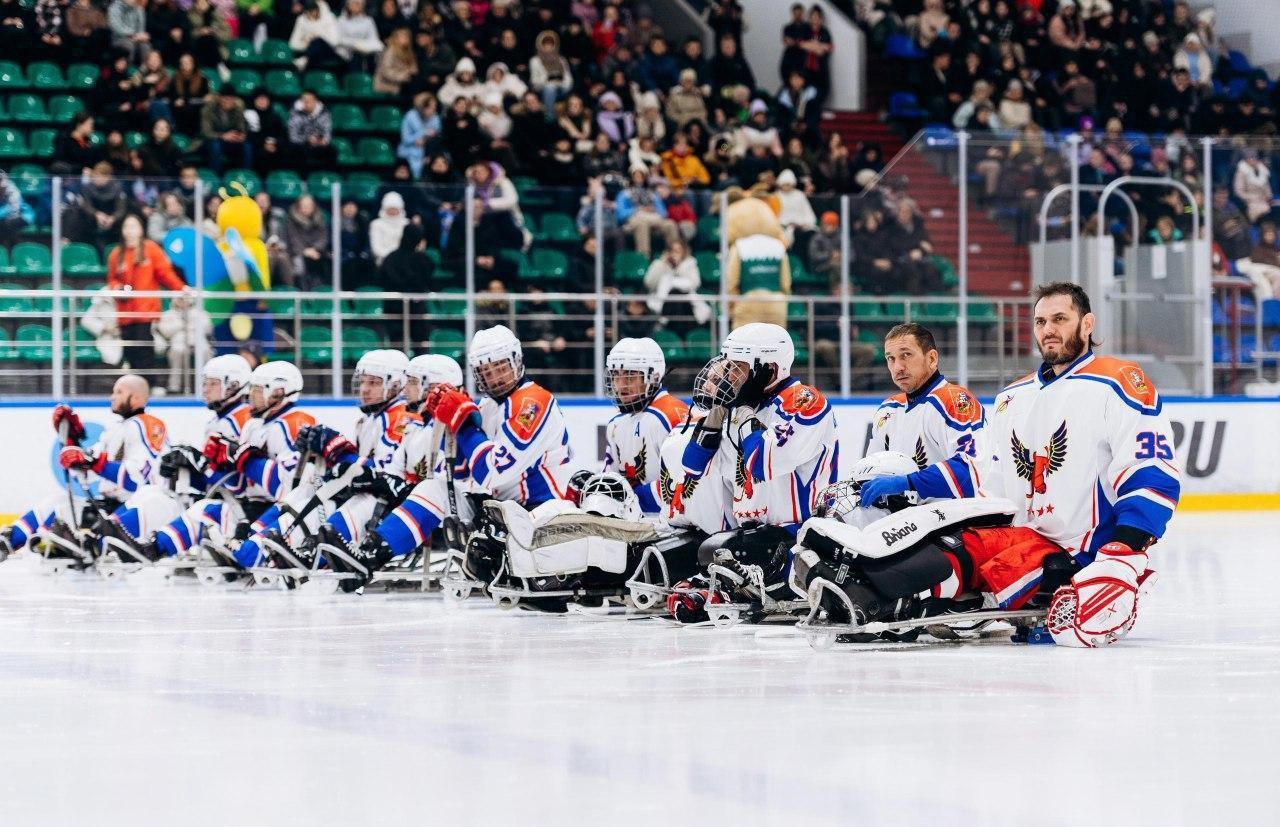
[800,283,1181,647]
[388,353,464,484]
[600,337,689,514]
[1,375,169,564]
[236,349,412,573]
[180,360,316,566]
[324,324,573,588]
[860,322,986,507]
[96,355,255,563]
[662,322,839,621]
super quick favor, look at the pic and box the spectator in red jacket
[107,213,187,383]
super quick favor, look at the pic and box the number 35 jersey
[980,352,1181,560]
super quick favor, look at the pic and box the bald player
[1,375,171,563]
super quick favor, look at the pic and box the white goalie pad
[798,498,1017,560]
[494,500,661,578]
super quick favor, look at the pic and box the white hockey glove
[1047,541,1153,648]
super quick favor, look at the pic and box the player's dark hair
[1033,281,1101,348]
[884,323,937,355]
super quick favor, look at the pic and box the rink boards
[0,396,1276,515]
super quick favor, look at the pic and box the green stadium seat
[306,170,343,196]
[266,284,300,317]
[344,72,379,100]
[170,132,192,152]
[367,104,401,132]
[429,289,467,318]
[333,136,358,166]
[0,284,31,314]
[356,137,395,166]
[27,62,68,90]
[612,250,648,288]
[298,324,333,366]
[265,170,304,201]
[330,103,368,132]
[789,328,810,363]
[852,301,886,321]
[195,167,221,193]
[72,282,104,312]
[61,242,104,277]
[682,327,715,362]
[201,68,222,93]
[342,324,383,363]
[343,172,381,204]
[932,255,958,290]
[264,69,301,98]
[12,242,51,275]
[300,285,335,316]
[521,248,568,282]
[534,212,578,244]
[67,64,98,91]
[70,323,99,362]
[31,282,54,313]
[260,39,294,66]
[694,251,721,286]
[222,169,263,196]
[10,164,44,197]
[47,95,85,124]
[0,61,26,89]
[0,327,14,362]
[697,215,720,248]
[428,328,466,360]
[15,323,53,362]
[915,301,959,323]
[302,70,340,98]
[0,250,11,276]
[28,128,55,158]
[969,301,998,323]
[8,94,47,123]
[650,328,683,362]
[343,285,383,317]
[123,131,147,150]
[226,68,261,97]
[226,39,256,65]
[0,98,8,121]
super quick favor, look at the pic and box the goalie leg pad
[859,540,955,601]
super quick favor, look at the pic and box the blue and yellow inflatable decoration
[162,182,274,351]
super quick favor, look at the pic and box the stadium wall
[737,0,865,110]
[0,397,1274,517]
[1209,0,1280,75]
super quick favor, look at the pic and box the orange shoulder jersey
[603,389,690,514]
[236,403,317,500]
[348,398,412,472]
[870,372,986,499]
[457,380,573,506]
[91,411,171,497]
[980,351,1181,603]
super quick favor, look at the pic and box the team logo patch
[784,386,820,415]
[996,395,1012,413]
[512,399,541,438]
[954,392,972,415]
[1125,368,1149,395]
[1011,421,1068,495]
[876,410,892,429]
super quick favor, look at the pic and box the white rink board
[0,396,1275,513]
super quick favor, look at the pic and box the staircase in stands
[824,111,1031,296]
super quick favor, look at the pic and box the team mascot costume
[721,187,790,330]
[162,182,273,353]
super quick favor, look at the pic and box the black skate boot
[0,525,19,563]
[97,519,164,564]
[41,518,95,566]
[326,529,394,592]
[257,530,310,573]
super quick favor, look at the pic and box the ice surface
[1,511,1278,826]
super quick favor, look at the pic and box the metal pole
[957,130,970,388]
[191,182,208,392]
[838,195,851,397]
[717,191,729,340]
[593,190,605,397]
[1067,133,1082,284]
[464,184,476,396]
[330,182,342,398]
[1201,136,1215,395]
[51,176,64,399]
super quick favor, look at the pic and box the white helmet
[606,337,666,413]
[468,324,523,399]
[578,472,642,521]
[248,360,303,415]
[201,354,252,410]
[816,451,920,527]
[694,323,795,410]
[407,354,464,387]
[353,349,409,413]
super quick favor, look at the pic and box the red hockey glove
[320,435,358,465]
[202,435,234,470]
[425,385,479,434]
[666,580,727,624]
[52,404,86,444]
[1047,541,1152,648]
[59,446,105,474]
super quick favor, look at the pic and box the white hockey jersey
[603,389,689,513]
[981,352,1181,558]
[385,413,443,484]
[88,411,171,499]
[235,403,316,501]
[346,398,413,472]
[870,373,986,499]
[667,377,839,533]
[455,380,573,506]
[199,401,254,494]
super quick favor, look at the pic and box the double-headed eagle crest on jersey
[622,450,645,485]
[1011,421,1068,495]
[913,437,928,470]
[660,464,699,514]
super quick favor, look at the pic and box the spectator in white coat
[438,57,483,107]
[643,238,711,323]
[775,169,817,245]
[529,30,574,111]
[335,0,383,72]
[369,191,408,265]
[1233,149,1277,225]
[290,1,342,72]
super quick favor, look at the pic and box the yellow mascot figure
[721,186,790,331]
[212,183,272,347]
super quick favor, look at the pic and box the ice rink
[1,510,1278,826]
